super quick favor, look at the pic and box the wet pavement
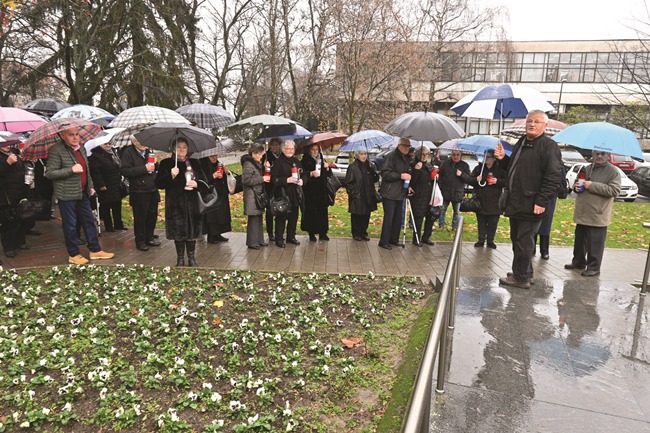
[3,217,650,432]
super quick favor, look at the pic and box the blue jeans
[439,199,461,229]
[58,193,102,256]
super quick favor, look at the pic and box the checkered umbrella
[23,98,71,117]
[22,118,104,160]
[109,123,152,148]
[500,118,568,138]
[108,105,190,128]
[176,103,235,129]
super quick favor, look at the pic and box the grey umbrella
[176,103,235,129]
[23,98,72,117]
[134,122,216,154]
[385,111,465,142]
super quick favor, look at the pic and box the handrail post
[448,218,463,329]
[641,223,650,295]
[435,306,449,394]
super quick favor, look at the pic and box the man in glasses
[564,150,621,277]
[378,138,413,249]
[494,110,562,289]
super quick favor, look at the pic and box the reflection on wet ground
[431,277,650,433]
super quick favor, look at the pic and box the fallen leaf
[213,300,224,308]
[341,337,364,348]
[169,304,178,310]
[212,317,221,325]
[214,282,224,287]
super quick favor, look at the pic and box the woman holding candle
[198,153,232,243]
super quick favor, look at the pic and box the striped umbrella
[176,103,235,129]
[22,118,104,160]
[500,118,568,138]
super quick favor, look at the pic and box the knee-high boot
[539,235,550,260]
[186,241,198,267]
[174,241,185,267]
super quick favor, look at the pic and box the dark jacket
[409,161,435,218]
[120,145,158,194]
[497,134,563,221]
[88,148,122,204]
[241,154,265,217]
[155,157,206,241]
[300,153,331,234]
[0,150,28,205]
[438,158,470,203]
[345,158,380,215]
[271,153,305,208]
[198,157,232,231]
[46,141,94,201]
[379,149,411,201]
[462,162,507,216]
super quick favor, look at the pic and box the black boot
[175,241,185,267]
[539,235,550,260]
[186,241,198,267]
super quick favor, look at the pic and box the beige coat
[573,162,621,227]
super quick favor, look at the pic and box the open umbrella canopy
[339,130,394,152]
[451,84,555,120]
[257,124,312,141]
[456,135,513,156]
[552,122,644,160]
[228,114,296,129]
[23,98,71,117]
[108,105,191,128]
[176,103,235,129]
[386,136,436,150]
[134,122,216,154]
[190,138,244,159]
[0,131,25,147]
[501,118,568,138]
[52,104,115,125]
[0,107,48,133]
[299,132,348,151]
[84,128,126,156]
[385,111,464,142]
[22,118,104,160]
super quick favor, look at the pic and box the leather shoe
[474,242,484,248]
[362,235,370,241]
[275,241,285,248]
[287,238,300,245]
[105,228,116,233]
[116,226,128,231]
[412,240,422,247]
[136,244,149,251]
[564,263,586,270]
[248,245,261,250]
[541,253,549,260]
[508,272,534,285]
[5,250,16,258]
[215,235,229,242]
[260,242,268,247]
[353,236,363,241]
[319,234,330,241]
[146,240,161,247]
[487,242,497,249]
[422,239,435,246]
[19,243,30,250]
[26,229,41,236]
[499,275,531,289]
[581,269,600,277]
[389,241,404,247]
[268,235,275,242]
[309,234,317,242]
[378,243,392,250]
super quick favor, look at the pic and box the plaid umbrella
[176,103,235,129]
[23,98,71,117]
[500,118,568,138]
[108,105,190,128]
[109,123,152,148]
[22,118,104,160]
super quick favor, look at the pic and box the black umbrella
[23,98,72,117]
[134,122,217,154]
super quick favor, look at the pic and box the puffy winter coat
[46,141,94,201]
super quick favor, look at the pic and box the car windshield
[613,154,632,162]
[562,150,586,160]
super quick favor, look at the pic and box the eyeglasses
[398,143,410,148]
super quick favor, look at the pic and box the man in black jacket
[378,138,412,250]
[120,135,160,251]
[438,149,470,230]
[494,110,562,289]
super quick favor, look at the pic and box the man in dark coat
[494,110,563,289]
[438,149,470,230]
[88,142,125,232]
[378,138,412,250]
[271,140,305,248]
[120,135,160,252]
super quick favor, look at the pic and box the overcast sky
[490,0,649,40]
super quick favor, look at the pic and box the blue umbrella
[451,84,554,120]
[339,130,394,152]
[456,135,513,156]
[257,124,312,141]
[552,122,644,160]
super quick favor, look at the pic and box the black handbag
[460,195,481,213]
[254,188,268,210]
[326,175,342,206]
[498,189,509,212]
[269,188,291,216]
[427,205,441,220]
[120,176,130,198]
[16,199,51,221]
[196,187,219,215]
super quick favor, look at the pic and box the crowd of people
[0,112,623,284]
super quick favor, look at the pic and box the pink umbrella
[0,107,48,133]
[298,131,348,151]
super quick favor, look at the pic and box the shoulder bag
[227,171,244,194]
[460,194,481,213]
[269,187,291,216]
[326,175,342,206]
[196,184,219,215]
[17,198,51,221]
[254,188,268,210]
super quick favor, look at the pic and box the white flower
[283,401,292,416]
[256,387,265,396]
[19,421,30,428]
[133,404,141,416]
[99,387,108,400]
[27,390,35,400]
[62,402,72,412]
[274,334,282,342]
[187,391,198,401]
[169,409,179,422]
[230,400,241,411]
[115,406,125,418]
[202,382,212,389]
[210,392,222,402]
[248,413,259,424]
[175,357,185,365]
[286,420,296,431]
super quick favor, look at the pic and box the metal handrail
[401,217,463,433]
[641,222,650,295]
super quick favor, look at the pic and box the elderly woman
[88,141,125,233]
[241,143,268,249]
[198,154,231,243]
[155,138,206,267]
[301,143,332,241]
[409,146,436,246]
[0,143,29,258]
[344,149,380,241]
[270,140,305,248]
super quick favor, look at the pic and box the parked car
[610,153,636,174]
[566,163,638,202]
[629,166,650,197]
[634,152,650,169]
[330,148,383,183]
[560,149,588,171]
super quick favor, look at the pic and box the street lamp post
[557,78,567,120]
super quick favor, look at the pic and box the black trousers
[509,218,542,281]
[130,192,159,246]
[351,213,370,238]
[99,199,123,230]
[379,198,403,245]
[265,208,274,237]
[572,224,607,272]
[476,213,500,243]
[413,214,434,242]
[275,206,299,241]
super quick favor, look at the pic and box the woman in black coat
[198,155,232,243]
[88,143,125,232]
[0,144,29,258]
[155,139,207,267]
[344,149,379,241]
[408,146,435,246]
[462,152,507,249]
[270,140,305,248]
[300,143,332,241]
